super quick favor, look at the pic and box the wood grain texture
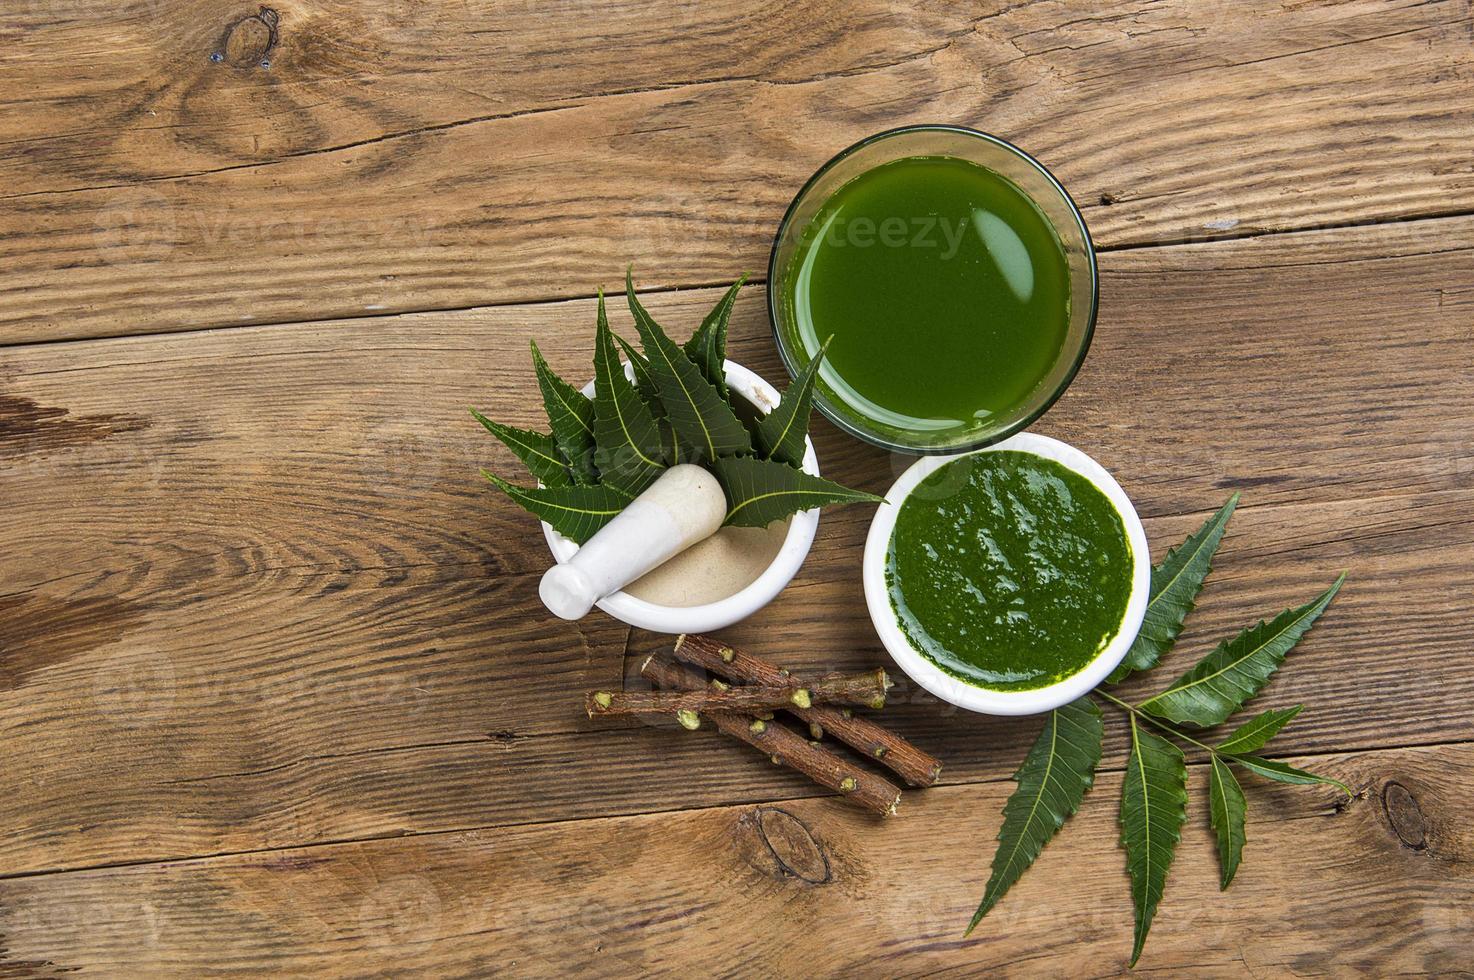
[6,2,1472,971]
[1,217,1471,878]
[0,743,1467,976]
[2,0,1472,341]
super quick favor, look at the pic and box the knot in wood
[1382,781,1428,851]
[219,7,279,67]
[752,807,831,885]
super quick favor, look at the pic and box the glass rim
[765,123,1100,457]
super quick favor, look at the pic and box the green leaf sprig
[967,494,1349,967]
[476,270,880,542]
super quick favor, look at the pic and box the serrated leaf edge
[1145,492,1239,624]
[1121,716,1187,967]
[529,339,597,484]
[481,470,630,543]
[595,295,663,472]
[1225,753,1352,796]
[628,280,734,460]
[756,335,830,467]
[530,340,594,439]
[724,486,881,525]
[1139,575,1344,723]
[1215,705,1304,755]
[1108,493,1238,683]
[1208,755,1246,890]
[966,697,1101,935]
[470,409,570,485]
[684,276,745,396]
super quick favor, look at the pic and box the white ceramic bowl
[863,432,1150,715]
[542,360,820,634]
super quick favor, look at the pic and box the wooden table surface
[3,1,1473,975]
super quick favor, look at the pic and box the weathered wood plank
[5,480,1444,872]
[0,217,1470,875]
[2,0,1471,340]
[0,483,1450,877]
[0,0,963,192]
[0,743,1467,976]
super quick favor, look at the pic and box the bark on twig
[585,685,813,718]
[803,668,891,709]
[673,634,942,787]
[640,654,902,817]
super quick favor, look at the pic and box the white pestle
[539,464,728,620]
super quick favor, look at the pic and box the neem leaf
[710,455,881,528]
[683,277,745,397]
[530,340,598,485]
[1208,755,1247,890]
[1139,575,1345,727]
[626,270,751,462]
[470,410,571,488]
[613,333,661,408]
[1120,716,1188,968]
[1108,494,1239,684]
[966,697,1102,936]
[613,332,683,465]
[592,292,666,497]
[1226,754,1351,796]
[1215,705,1303,756]
[755,336,830,468]
[482,472,629,544]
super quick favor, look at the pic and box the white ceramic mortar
[542,360,820,634]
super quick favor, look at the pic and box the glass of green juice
[768,125,1098,454]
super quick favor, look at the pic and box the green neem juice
[778,155,1072,448]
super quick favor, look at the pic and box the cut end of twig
[749,719,768,734]
[593,691,613,709]
[872,745,888,758]
[675,709,701,731]
[791,688,813,709]
[709,678,730,692]
[868,696,886,709]
[809,722,824,740]
[719,646,735,663]
[838,776,857,794]
[841,708,854,720]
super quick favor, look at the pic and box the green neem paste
[886,451,1133,692]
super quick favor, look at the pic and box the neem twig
[673,634,942,787]
[803,668,892,709]
[639,654,901,817]
[586,685,814,718]
[586,666,889,720]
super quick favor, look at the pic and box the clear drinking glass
[767,125,1099,455]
